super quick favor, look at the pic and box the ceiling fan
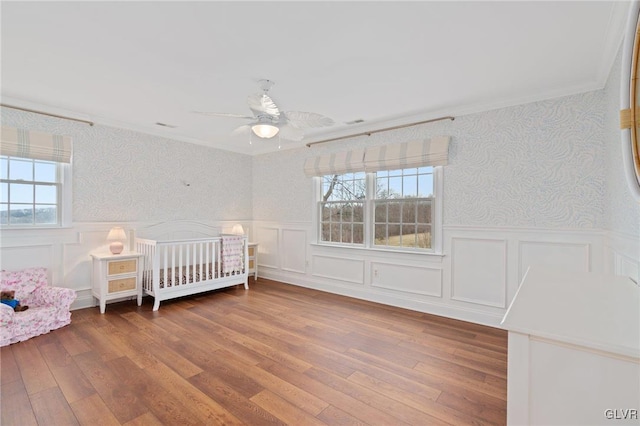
[193,79,334,141]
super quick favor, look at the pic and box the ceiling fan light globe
[252,123,279,138]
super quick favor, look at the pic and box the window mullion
[365,173,375,248]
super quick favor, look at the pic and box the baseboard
[259,269,505,329]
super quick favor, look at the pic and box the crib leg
[244,277,249,289]
[153,298,160,311]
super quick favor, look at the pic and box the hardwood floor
[1,279,507,425]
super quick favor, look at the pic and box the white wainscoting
[604,230,640,284]
[254,221,608,327]
[518,240,592,281]
[312,255,365,285]
[254,226,280,270]
[281,229,307,274]
[451,237,507,308]
[0,220,250,311]
[2,220,630,327]
[370,261,442,297]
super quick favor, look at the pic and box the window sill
[310,242,445,257]
[0,224,73,230]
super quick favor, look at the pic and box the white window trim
[314,166,444,255]
[0,158,72,229]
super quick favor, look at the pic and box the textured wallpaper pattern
[1,108,252,222]
[444,92,605,227]
[602,49,640,237]
[3,72,633,232]
[254,91,607,229]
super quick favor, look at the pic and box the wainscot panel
[282,229,307,274]
[518,240,591,281]
[312,254,365,285]
[370,262,442,297]
[254,226,280,269]
[451,237,507,308]
[605,230,639,283]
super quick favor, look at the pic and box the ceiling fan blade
[192,111,254,119]
[283,111,334,129]
[231,124,252,136]
[247,93,280,117]
[279,124,305,141]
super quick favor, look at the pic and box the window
[318,166,442,252]
[374,167,434,249]
[0,127,73,228]
[307,136,449,253]
[0,156,71,227]
[320,172,366,244]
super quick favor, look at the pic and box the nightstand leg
[100,300,106,314]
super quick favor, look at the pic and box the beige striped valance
[303,149,365,177]
[1,126,73,163]
[363,136,450,172]
[304,136,450,177]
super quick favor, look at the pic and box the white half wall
[253,221,608,327]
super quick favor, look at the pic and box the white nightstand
[90,251,144,314]
[248,242,258,280]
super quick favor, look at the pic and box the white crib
[135,235,248,311]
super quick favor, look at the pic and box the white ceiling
[1,1,629,155]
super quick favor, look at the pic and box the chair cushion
[0,267,48,299]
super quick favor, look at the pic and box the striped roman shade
[1,126,73,163]
[303,149,365,177]
[363,136,450,172]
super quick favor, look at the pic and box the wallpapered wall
[1,108,253,222]
[2,50,636,235]
[603,50,640,237]
[253,90,608,229]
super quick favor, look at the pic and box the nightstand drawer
[108,259,137,275]
[108,277,136,293]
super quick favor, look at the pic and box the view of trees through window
[320,167,434,249]
[1,156,59,225]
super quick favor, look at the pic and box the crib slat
[199,242,204,282]
[162,246,168,288]
[178,244,183,285]
[205,242,210,280]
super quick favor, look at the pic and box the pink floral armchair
[0,267,76,347]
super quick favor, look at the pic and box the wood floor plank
[70,393,121,426]
[214,347,330,416]
[347,347,507,401]
[73,352,148,424]
[250,389,328,426]
[1,279,507,425]
[1,378,38,426]
[346,370,492,425]
[306,366,449,426]
[437,390,507,424]
[0,345,21,384]
[122,412,164,426]
[139,355,245,426]
[317,404,367,426]
[30,387,79,425]
[54,326,93,356]
[39,335,98,395]
[10,339,58,395]
[189,370,286,425]
[260,360,413,426]
[166,343,265,398]
[109,355,203,426]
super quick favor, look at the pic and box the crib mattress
[142,263,216,288]
[143,263,243,289]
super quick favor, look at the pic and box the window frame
[314,166,443,254]
[0,155,72,229]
